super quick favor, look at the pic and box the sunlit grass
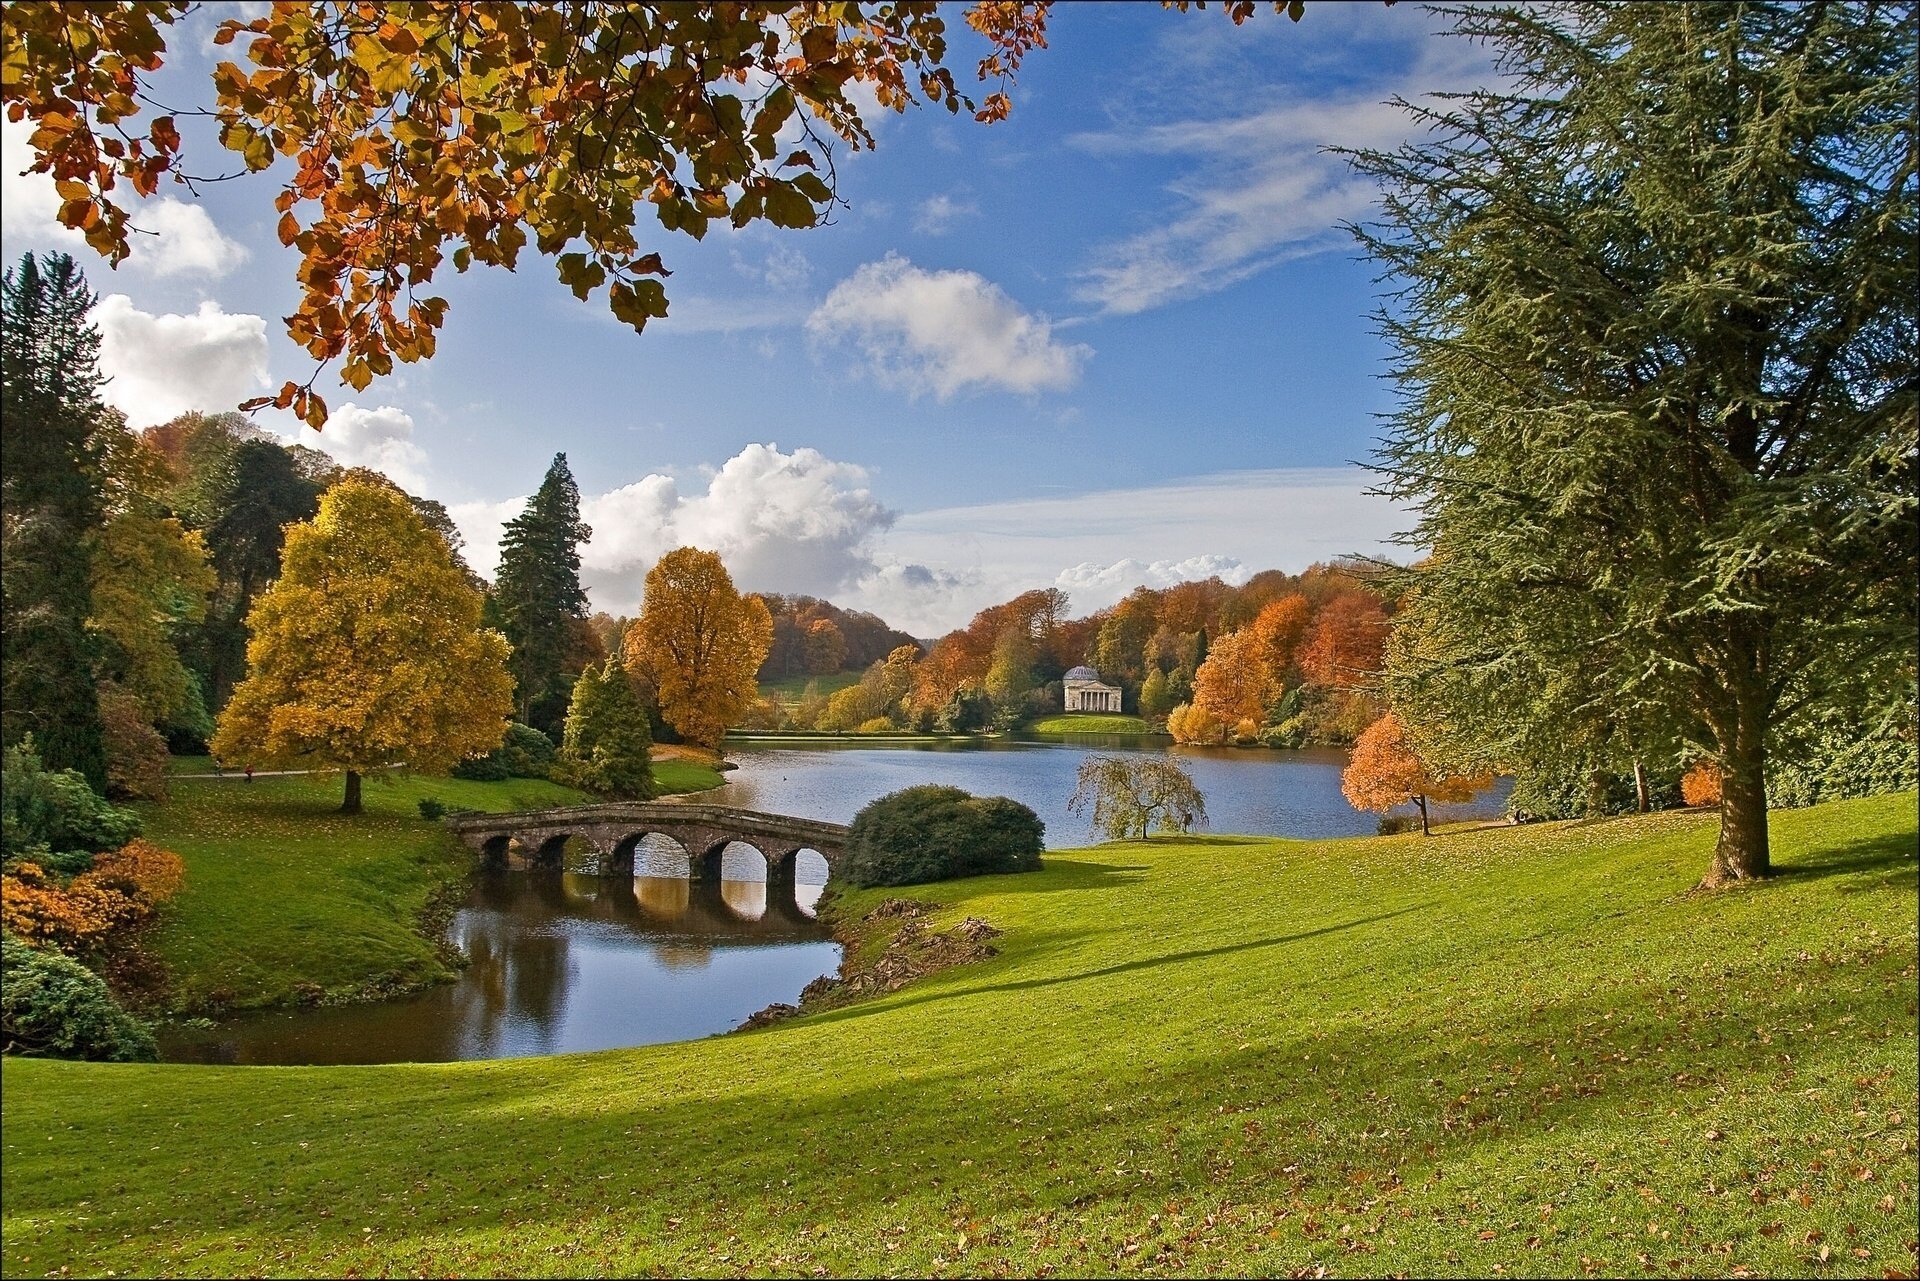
[4,793,1913,1276]
[1030,713,1156,734]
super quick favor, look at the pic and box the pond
[160,863,838,1066]
[719,735,1511,846]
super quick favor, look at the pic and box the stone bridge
[444,802,850,889]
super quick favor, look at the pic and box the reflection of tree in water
[653,940,715,970]
[447,889,573,1057]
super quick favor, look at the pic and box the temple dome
[1063,666,1102,682]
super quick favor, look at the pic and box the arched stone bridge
[444,802,849,887]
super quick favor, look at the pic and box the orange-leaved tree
[1189,629,1276,731]
[624,548,773,750]
[1248,594,1312,676]
[1341,711,1490,836]
[0,3,1324,426]
[209,477,514,812]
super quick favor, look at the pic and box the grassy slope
[1030,713,1155,734]
[4,794,1914,1277]
[136,761,725,1011]
[760,671,864,705]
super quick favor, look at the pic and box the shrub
[453,722,555,781]
[1681,761,1723,807]
[839,785,1044,888]
[1,741,140,863]
[1,840,185,955]
[0,934,157,1062]
[417,798,447,821]
[99,682,170,801]
[857,716,897,734]
[1377,814,1425,835]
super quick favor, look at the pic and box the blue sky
[1,3,1497,635]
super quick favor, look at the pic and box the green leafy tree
[0,253,108,788]
[557,659,654,801]
[985,626,1037,728]
[494,453,592,734]
[1067,755,1208,841]
[1354,3,1917,885]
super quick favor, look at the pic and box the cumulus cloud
[1054,555,1253,601]
[451,443,915,614]
[807,254,1090,399]
[2,117,249,279]
[912,193,978,235]
[294,403,430,491]
[94,294,271,427]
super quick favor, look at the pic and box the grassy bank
[133,759,726,1012]
[1030,713,1155,734]
[4,793,1914,1276]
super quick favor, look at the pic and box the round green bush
[839,785,1044,888]
[1,935,157,1062]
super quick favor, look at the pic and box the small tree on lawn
[211,478,513,813]
[1342,712,1490,836]
[557,658,654,800]
[1067,755,1209,842]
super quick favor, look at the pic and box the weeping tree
[1353,2,1917,886]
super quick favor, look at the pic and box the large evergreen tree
[0,253,109,788]
[493,453,592,733]
[1355,3,1917,886]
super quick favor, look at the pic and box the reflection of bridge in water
[446,803,848,913]
[482,868,829,936]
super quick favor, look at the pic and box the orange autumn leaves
[1,840,185,954]
[623,549,773,751]
[1169,592,1386,745]
[1340,711,1491,835]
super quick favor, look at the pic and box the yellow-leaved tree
[210,477,513,813]
[624,548,773,750]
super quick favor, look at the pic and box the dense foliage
[0,934,156,1063]
[0,742,140,875]
[624,548,773,749]
[1357,3,1917,884]
[210,478,514,813]
[555,659,654,800]
[1,840,185,956]
[1340,712,1491,836]
[839,785,1044,888]
[452,723,557,783]
[493,454,594,734]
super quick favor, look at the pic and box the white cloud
[1069,21,1498,315]
[451,443,908,614]
[294,403,430,491]
[912,193,978,235]
[2,116,249,280]
[854,467,1411,628]
[94,294,271,427]
[732,244,813,290]
[807,254,1090,399]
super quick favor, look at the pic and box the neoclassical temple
[1062,665,1124,713]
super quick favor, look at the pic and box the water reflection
[160,868,839,1066]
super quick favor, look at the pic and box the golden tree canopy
[1190,629,1275,728]
[210,477,512,780]
[1341,710,1490,834]
[624,548,773,749]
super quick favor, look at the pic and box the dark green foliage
[1357,3,1918,882]
[1507,761,1682,823]
[0,253,107,788]
[839,785,1044,888]
[493,453,592,733]
[1769,703,1919,809]
[556,660,654,799]
[1,741,140,868]
[932,686,993,734]
[0,934,157,1062]
[452,722,555,781]
[416,798,447,822]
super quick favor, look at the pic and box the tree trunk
[1416,794,1430,836]
[341,769,363,815]
[1633,760,1650,814]
[1703,699,1771,887]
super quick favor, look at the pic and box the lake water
[160,736,1507,1065]
[719,735,1511,846]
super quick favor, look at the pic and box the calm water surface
[719,735,1511,846]
[161,868,837,1065]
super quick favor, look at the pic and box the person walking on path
[244,764,254,783]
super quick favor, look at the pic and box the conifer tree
[557,658,654,800]
[493,453,592,734]
[1354,3,1917,884]
[0,253,109,788]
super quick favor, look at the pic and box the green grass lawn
[759,670,864,706]
[4,794,1914,1276]
[1030,712,1156,734]
[131,760,724,1012]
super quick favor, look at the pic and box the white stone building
[1062,665,1124,714]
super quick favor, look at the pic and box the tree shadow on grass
[807,903,1434,1027]
[1773,827,1918,894]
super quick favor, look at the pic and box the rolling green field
[759,670,864,706]
[1030,713,1156,734]
[132,760,725,1011]
[4,793,1914,1276]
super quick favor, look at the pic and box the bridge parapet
[445,802,851,880]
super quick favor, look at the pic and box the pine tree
[557,658,653,800]
[0,253,109,788]
[493,453,591,734]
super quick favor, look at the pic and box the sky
[0,3,1501,637]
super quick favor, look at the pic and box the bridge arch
[614,830,693,878]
